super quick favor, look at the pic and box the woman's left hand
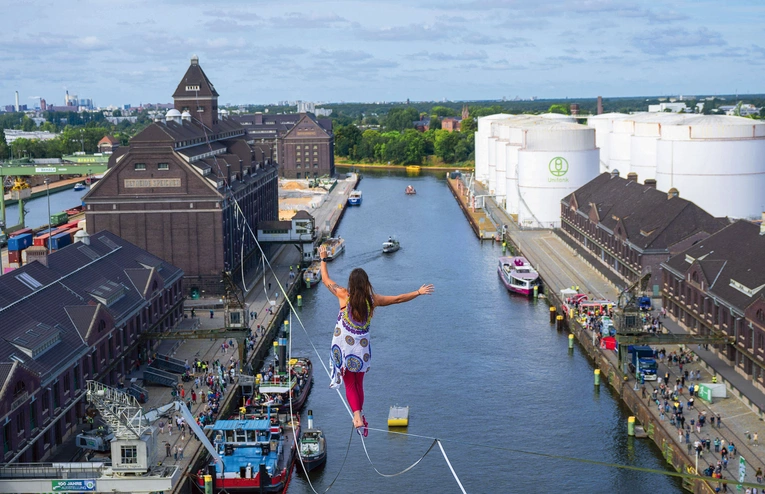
[418,284,435,295]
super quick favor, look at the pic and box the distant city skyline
[1,0,763,108]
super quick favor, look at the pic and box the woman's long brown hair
[347,268,374,322]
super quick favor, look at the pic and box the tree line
[333,106,477,165]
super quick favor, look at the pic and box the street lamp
[44,179,51,256]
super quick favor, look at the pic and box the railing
[0,462,103,479]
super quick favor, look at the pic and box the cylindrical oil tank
[630,113,684,182]
[608,118,635,175]
[539,113,577,123]
[504,143,521,215]
[587,113,627,173]
[495,140,508,201]
[476,115,511,183]
[655,116,765,219]
[487,135,497,194]
[517,124,599,228]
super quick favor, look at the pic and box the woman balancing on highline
[319,245,434,435]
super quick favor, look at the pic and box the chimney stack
[226,162,232,186]
[570,103,579,116]
[239,159,244,182]
[610,169,620,178]
[668,187,679,200]
[627,172,638,182]
[597,96,603,115]
[644,179,657,189]
[24,246,48,267]
[15,91,20,112]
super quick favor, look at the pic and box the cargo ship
[320,237,345,261]
[303,261,322,288]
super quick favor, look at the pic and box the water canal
[3,187,86,229]
[284,169,683,493]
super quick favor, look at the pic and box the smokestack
[226,162,232,186]
[597,96,603,115]
[15,91,19,112]
[570,103,579,116]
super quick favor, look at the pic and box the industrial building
[560,171,728,291]
[84,56,279,296]
[232,112,335,179]
[0,230,183,463]
[661,219,765,393]
[475,114,600,229]
[587,113,765,219]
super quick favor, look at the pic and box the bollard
[568,333,574,349]
[594,369,601,386]
[502,241,507,253]
[533,285,539,299]
[628,416,635,436]
[204,475,213,494]
[549,306,557,324]
[556,314,564,331]
[297,295,303,307]
[283,320,290,335]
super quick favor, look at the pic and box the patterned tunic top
[329,302,372,388]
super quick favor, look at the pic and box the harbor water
[3,187,86,229]
[284,170,683,493]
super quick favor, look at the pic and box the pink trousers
[343,371,365,413]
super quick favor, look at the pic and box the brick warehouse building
[560,172,727,293]
[0,231,183,462]
[84,57,279,295]
[232,112,334,179]
[661,220,765,392]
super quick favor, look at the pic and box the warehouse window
[158,163,169,171]
[134,163,146,171]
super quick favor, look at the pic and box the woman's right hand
[319,245,327,259]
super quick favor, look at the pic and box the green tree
[460,115,477,134]
[0,130,7,159]
[547,104,569,115]
[434,130,462,163]
[334,124,362,158]
[431,106,457,117]
[384,107,420,132]
[429,116,442,130]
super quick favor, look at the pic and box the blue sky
[1,0,763,107]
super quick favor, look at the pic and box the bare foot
[353,412,364,428]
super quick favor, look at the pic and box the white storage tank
[655,115,765,219]
[516,121,599,228]
[629,113,685,182]
[587,113,627,173]
[475,114,511,183]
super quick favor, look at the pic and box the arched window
[13,381,25,398]
[757,308,765,324]
[98,320,107,333]
[152,280,158,293]
[691,271,699,284]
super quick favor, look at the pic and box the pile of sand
[281,181,307,191]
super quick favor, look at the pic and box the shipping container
[8,233,33,251]
[7,250,21,264]
[50,212,69,227]
[65,227,81,240]
[62,221,80,230]
[9,228,33,237]
[50,232,73,251]
[33,232,53,247]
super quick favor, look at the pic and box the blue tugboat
[198,407,299,493]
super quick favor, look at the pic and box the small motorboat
[405,185,416,195]
[303,261,322,288]
[348,190,362,206]
[73,183,87,191]
[405,165,421,174]
[298,410,326,473]
[382,236,400,254]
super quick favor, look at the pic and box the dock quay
[450,175,765,492]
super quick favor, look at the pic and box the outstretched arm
[374,284,434,307]
[319,245,348,305]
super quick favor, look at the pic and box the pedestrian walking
[178,446,184,459]
[210,309,214,319]
[174,445,178,461]
[165,442,171,457]
[754,432,759,446]
[158,420,165,434]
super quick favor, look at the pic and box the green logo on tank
[549,157,569,177]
